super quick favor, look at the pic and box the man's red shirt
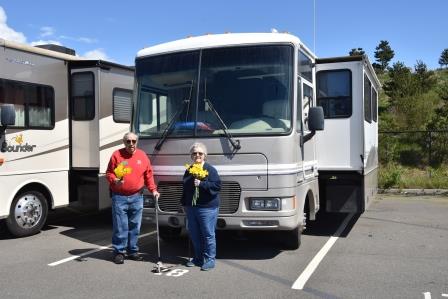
[106,148,157,195]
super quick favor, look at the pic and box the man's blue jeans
[185,206,219,264]
[111,192,143,255]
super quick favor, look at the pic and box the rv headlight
[249,198,281,211]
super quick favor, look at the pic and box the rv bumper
[142,209,300,230]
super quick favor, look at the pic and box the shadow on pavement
[304,211,361,238]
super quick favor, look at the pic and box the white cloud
[60,35,97,44]
[30,40,62,46]
[0,6,27,43]
[40,26,54,37]
[78,37,97,44]
[82,49,113,61]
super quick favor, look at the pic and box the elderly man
[106,132,159,264]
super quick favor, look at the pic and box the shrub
[379,163,403,189]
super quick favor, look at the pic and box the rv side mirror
[1,104,16,127]
[308,106,324,131]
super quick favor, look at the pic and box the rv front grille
[157,181,241,214]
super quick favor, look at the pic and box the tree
[414,60,436,94]
[374,40,395,72]
[383,62,415,100]
[439,48,448,68]
[349,48,365,56]
[383,61,438,130]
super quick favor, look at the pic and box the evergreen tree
[439,48,448,68]
[349,48,365,56]
[414,60,436,93]
[383,61,438,130]
[374,40,395,72]
[383,62,415,100]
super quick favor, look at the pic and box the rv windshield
[135,45,293,138]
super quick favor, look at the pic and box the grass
[379,164,448,189]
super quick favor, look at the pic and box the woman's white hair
[189,142,207,157]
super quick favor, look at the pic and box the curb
[378,189,448,195]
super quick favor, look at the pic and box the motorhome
[132,32,379,249]
[0,38,134,237]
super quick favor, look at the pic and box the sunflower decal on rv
[13,134,24,145]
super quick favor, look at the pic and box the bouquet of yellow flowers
[114,161,132,181]
[185,163,209,205]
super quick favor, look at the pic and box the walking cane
[152,194,170,274]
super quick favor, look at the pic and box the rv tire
[6,190,48,237]
[282,226,302,250]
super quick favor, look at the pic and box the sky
[0,0,447,69]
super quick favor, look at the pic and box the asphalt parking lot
[1,194,447,299]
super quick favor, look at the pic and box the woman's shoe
[200,260,215,271]
[185,258,202,267]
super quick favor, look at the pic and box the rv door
[70,70,99,168]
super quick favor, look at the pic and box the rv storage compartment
[319,171,363,213]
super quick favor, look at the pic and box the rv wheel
[282,226,302,250]
[6,191,48,237]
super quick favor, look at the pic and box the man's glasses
[192,152,204,156]
[126,139,137,145]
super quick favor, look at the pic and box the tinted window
[199,45,293,135]
[135,45,293,137]
[136,51,199,136]
[299,51,313,82]
[372,88,378,122]
[364,75,372,123]
[0,78,54,129]
[316,70,352,118]
[113,89,133,123]
[302,84,313,131]
[71,72,95,120]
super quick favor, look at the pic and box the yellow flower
[186,163,208,180]
[185,163,209,206]
[114,161,132,180]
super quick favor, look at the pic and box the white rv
[315,56,379,213]
[132,33,378,249]
[0,39,134,237]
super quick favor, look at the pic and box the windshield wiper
[203,98,241,150]
[154,81,193,151]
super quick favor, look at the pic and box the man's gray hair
[189,142,207,157]
[123,132,138,142]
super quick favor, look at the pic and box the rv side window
[298,51,313,83]
[302,84,313,131]
[316,70,352,118]
[364,75,372,123]
[0,78,54,129]
[71,72,95,121]
[296,78,302,131]
[138,89,168,133]
[113,88,133,123]
[372,88,378,122]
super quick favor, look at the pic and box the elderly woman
[181,142,221,271]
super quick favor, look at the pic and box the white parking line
[292,213,354,290]
[48,230,157,267]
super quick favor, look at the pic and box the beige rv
[0,39,134,237]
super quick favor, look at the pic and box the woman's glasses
[126,139,137,145]
[192,152,204,156]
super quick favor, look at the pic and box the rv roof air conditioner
[35,44,76,56]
